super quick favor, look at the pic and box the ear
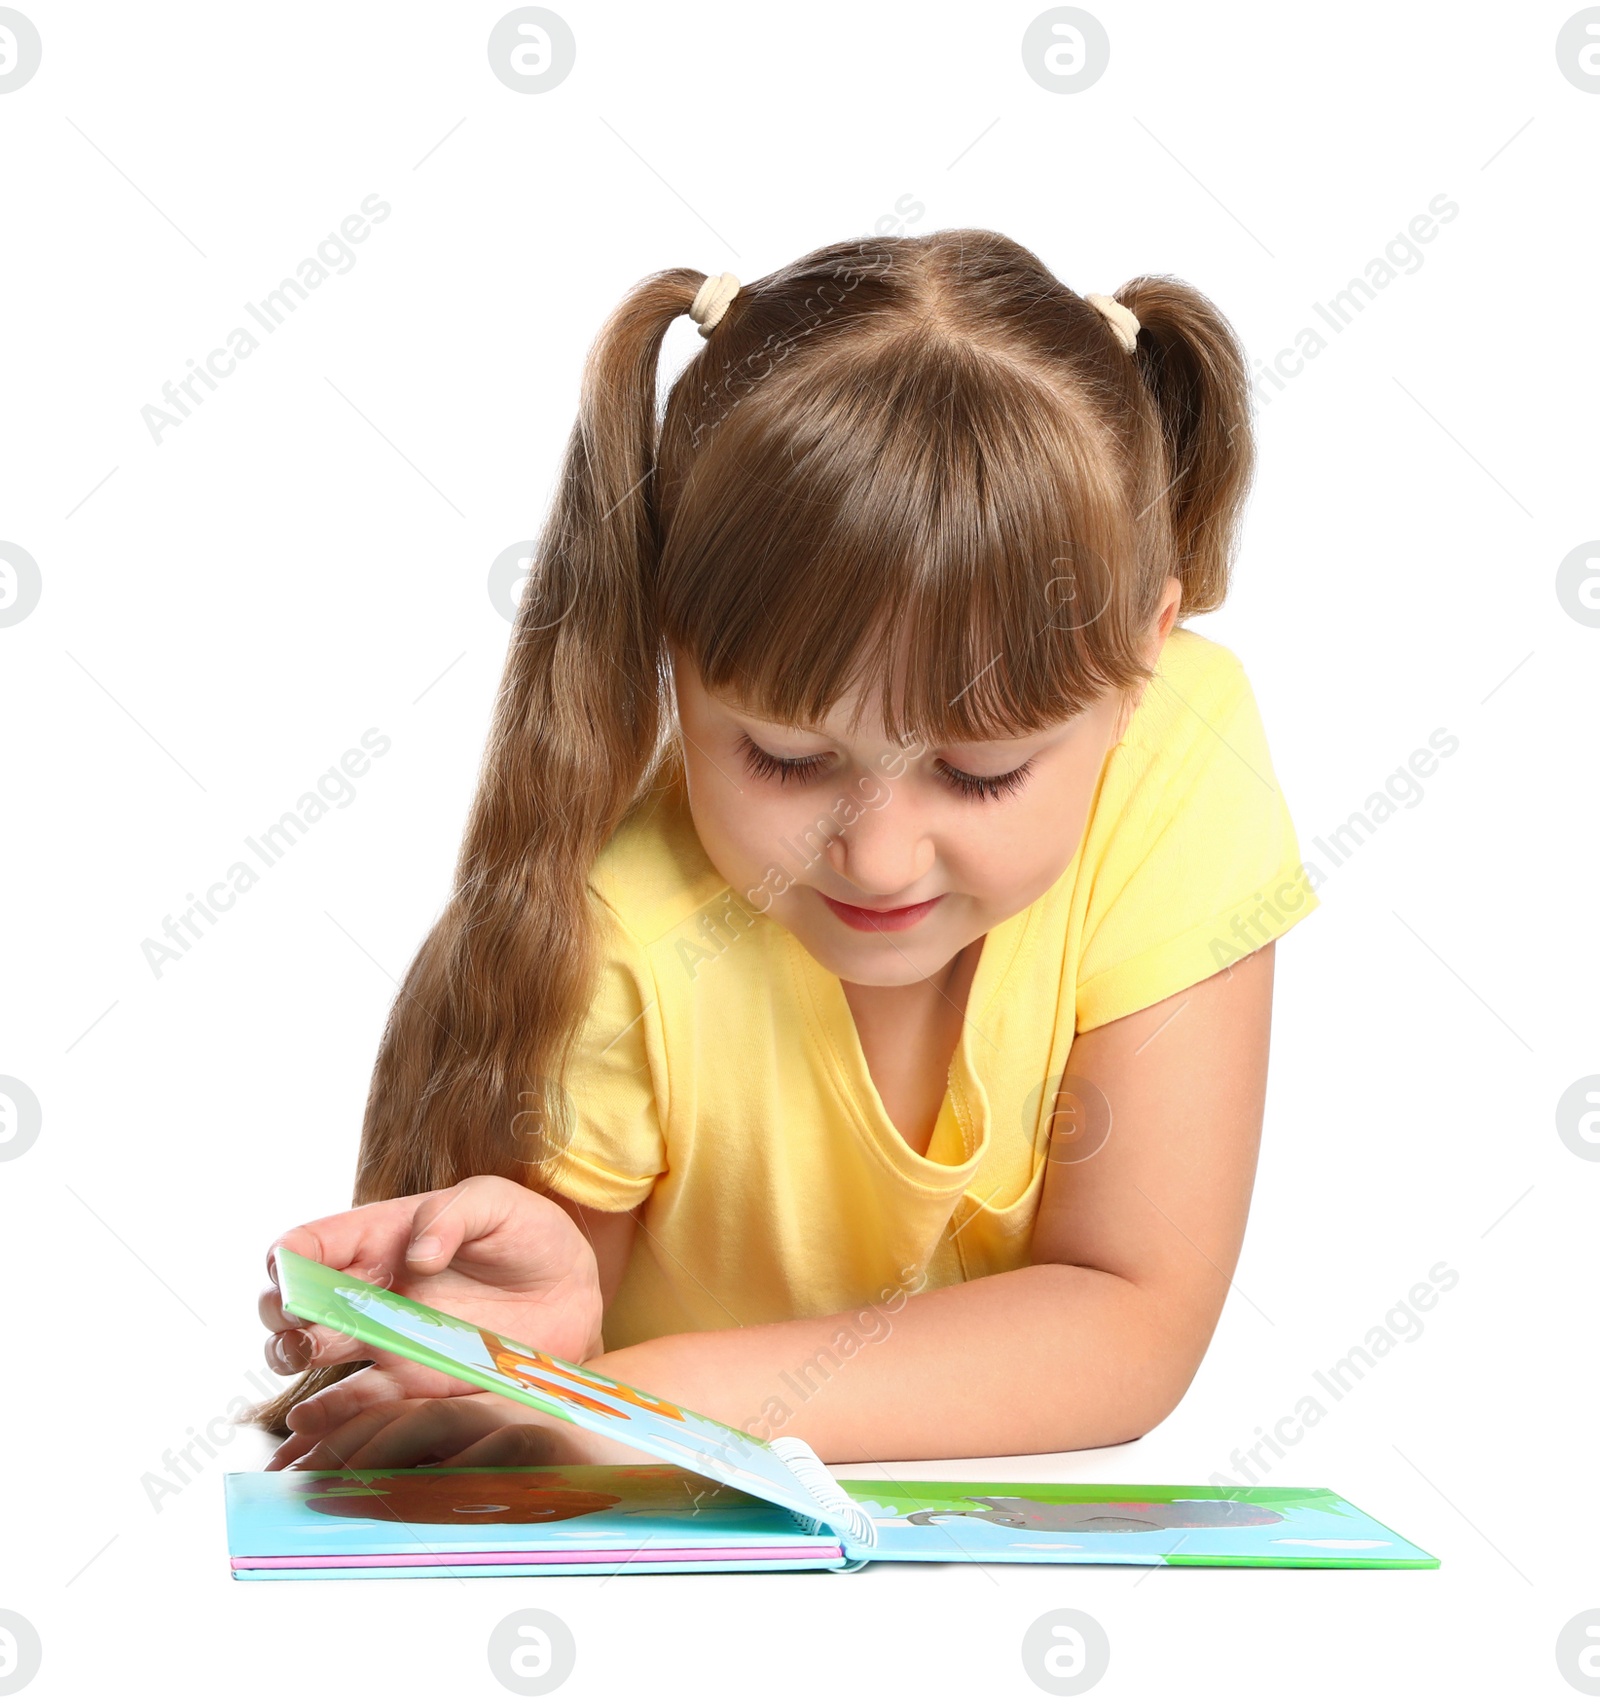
[1150,575,1184,656]
[1111,577,1184,743]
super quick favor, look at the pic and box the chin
[792,925,966,987]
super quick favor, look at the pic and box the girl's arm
[267,943,1274,1467]
[582,942,1276,1461]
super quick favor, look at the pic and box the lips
[819,893,944,933]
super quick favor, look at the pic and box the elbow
[1113,1300,1212,1443]
[1030,1264,1219,1450]
[1113,1382,1188,1444]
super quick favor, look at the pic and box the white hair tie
[690,271,740,336]
[1085,292,1140,354]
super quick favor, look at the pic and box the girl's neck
[840,937,985,1158]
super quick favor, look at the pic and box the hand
[265,1390,655,1472]
[259,1176,604,1442]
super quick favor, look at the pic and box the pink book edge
[233,1544,844,1568]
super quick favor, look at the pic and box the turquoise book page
[225,1463,834,1559]
[272,1248,872,1547]
[834,1480,1439,1568]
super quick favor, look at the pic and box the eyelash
[736,735,1033,803]
[933,757,1035,802]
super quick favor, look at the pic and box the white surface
[2,2,1594,1700]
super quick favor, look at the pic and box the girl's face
[672,582,1177,988]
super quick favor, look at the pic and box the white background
[2,2,1596,1699]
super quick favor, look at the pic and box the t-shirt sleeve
[533,902,667,1212]
[1074,655,1320,1032]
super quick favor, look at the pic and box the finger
[258,1284,308,1333]
[438,1425,566,1469]
[399,1177,544,1275]
[264,1325,369,1374]
[342,1401,512,1471]
[265,1196,435,1291]
[278,1364,486,1439]
[265,1429,319,1471]
[283,1365,414,1441]
[288,1396,508,1473]
[263,1176,534,1293]
[276,1401,418,1471]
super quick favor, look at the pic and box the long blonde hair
[255,228,1254,1431]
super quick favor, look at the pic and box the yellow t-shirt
[537,627,1319,1350]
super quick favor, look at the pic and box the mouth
[818,893,945,934]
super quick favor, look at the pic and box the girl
[256,229,1318,1470]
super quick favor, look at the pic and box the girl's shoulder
[1120,625,1255,764]
[1098,625,1287,844]
[587,775,728,945]
[1151,623,1249,703]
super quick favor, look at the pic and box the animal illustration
[905,1496,1285,1533]
[304,1470,623,1526]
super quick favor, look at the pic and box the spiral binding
[768,1436,877,1549]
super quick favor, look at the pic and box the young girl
[256,229,1318,1471]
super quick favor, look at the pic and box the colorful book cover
[237,1249,1439,1578]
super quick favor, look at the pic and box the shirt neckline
[783,898,1038,1192]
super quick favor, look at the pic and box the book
[224,1248,1440,1579]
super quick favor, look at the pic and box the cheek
[721,800,794,873]
[975,817,1075,895]
[951,780,1097,904]
[683,766,796,885]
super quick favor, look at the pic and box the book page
[272,1247,870,1543]
[834,1479,1438,1567]
[226,1463,842,1565]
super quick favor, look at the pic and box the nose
[824,790,935,898]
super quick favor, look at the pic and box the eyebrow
[713,694,1063,751]
[736,718,1040,759]
[715,701,844,738]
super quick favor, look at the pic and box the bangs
[655,333,1160,744]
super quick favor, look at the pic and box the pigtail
[1116,276,1255,613]
[250,267,703,1434]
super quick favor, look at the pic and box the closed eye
[737,733,832,785]
[738,733,1032,800]
[934,757,1034,801]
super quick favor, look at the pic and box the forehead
[679,653,1085,752]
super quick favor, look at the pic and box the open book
[224,1249,1439,1578]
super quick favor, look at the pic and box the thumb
[402,1176,525,1274]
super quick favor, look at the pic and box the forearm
[588,1262,1199,1463]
